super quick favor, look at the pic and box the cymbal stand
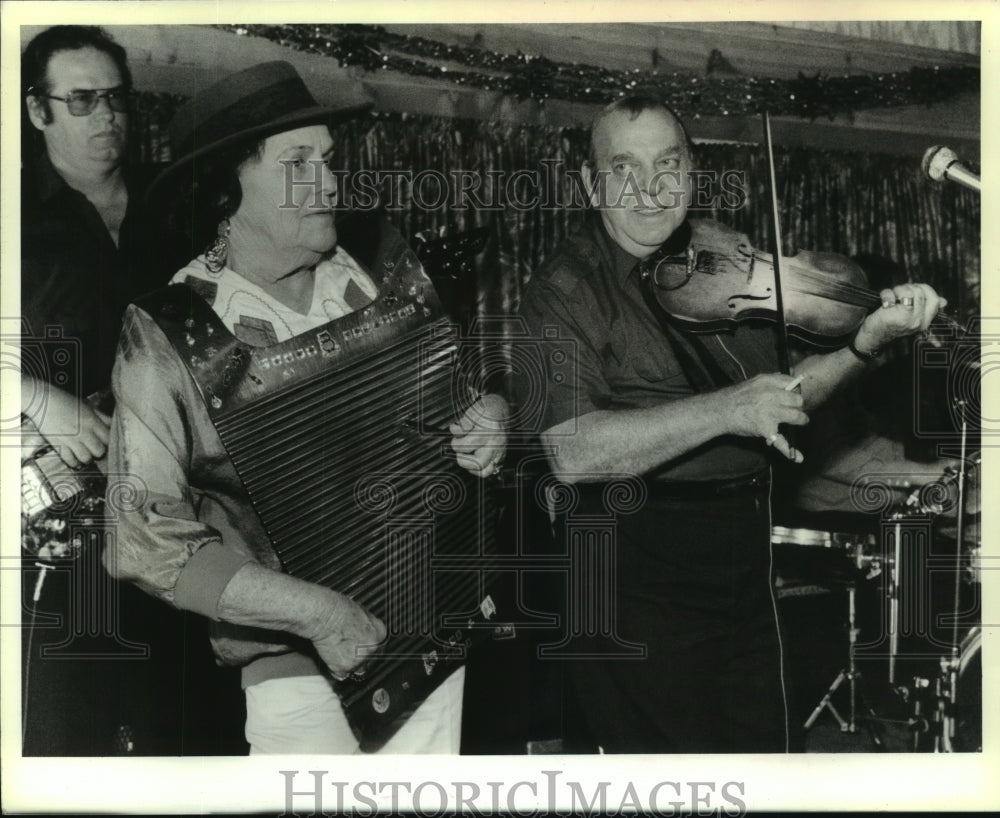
[907,651,960,752]
[886,516,903,685]
[907,676,931,751]
[803,579,883,748]
[948,401,970,660]
[937,399,971,752]
[905,399,973,753]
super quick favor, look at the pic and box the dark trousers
[21,559,246,756]
[564,483,788,753]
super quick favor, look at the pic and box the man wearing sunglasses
[19,26,234,757]
[21,25,163,467]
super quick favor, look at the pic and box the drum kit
[775,444,983,753]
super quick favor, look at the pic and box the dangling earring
[204,218,231,275]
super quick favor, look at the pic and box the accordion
[149,217,502,749]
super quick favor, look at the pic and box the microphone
[922,146,980,193]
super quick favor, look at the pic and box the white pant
[244,667,464,754]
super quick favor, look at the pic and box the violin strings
[701,253,879,308]
[777,261,955,325]
[766,258,880,305]
[701,251,957,327]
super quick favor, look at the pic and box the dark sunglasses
[34,86,132,117]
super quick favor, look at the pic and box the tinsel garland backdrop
[215,24,980,119]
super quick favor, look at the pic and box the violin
[641,219,961,348]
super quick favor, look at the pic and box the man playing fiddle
[517,95,945,753]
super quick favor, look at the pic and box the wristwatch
[847,332,881,363]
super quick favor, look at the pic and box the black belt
[651,470,770,499]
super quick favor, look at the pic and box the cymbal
[912,459,981,517]
[936,516,981,545]
[940,470,981,517]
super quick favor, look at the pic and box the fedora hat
[148,60,372,197]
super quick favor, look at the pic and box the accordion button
[372,688,390,714]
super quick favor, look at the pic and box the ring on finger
[901,296,915,307]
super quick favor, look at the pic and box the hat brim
[146,100,373,202]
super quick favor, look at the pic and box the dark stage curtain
[133,101,980,324]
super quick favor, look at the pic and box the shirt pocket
[605,324,686,387]
[631,344,686,384]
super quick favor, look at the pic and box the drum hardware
[891,401,981,753]
[884,502,930,686]
[885,409,977,686]
[902,650,964,752]
[803,581,884,748]
[898,676,932,752]
[940,399,974,752]
[964,545,981,585]
[907,626,982,753]
[771,527,881,576]
[952,626,982,752]
[933,652,959,752]
[851,543,883,580]
[771,526,876,554]
[890,630,981,754]
[771,523,885,743]
[771,526,881,602]
[886,515,904,686]
[934,511,980,594]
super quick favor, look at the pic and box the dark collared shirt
[518,213,779,481]
[21,150,177,396]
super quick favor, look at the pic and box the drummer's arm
[819,434,957,490]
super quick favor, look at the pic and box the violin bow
[761,111,793,376]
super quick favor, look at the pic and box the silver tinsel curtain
[133,99,980,324]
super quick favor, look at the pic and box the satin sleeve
[103,304,256,616]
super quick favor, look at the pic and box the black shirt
[21,150,177,396]
[517,213,780,481]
